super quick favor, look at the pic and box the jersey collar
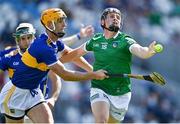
[103,31,120,39]
[113,31,120,39]
[17,49,23,56]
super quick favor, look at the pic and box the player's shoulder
[35,33,48,45]
[118,32,130,38]
[92,33,103,41]
[30,33,49,51]
[4,49,19,58]
[119,32,136,44]
[0,47,17,57]
[56,40,64,46]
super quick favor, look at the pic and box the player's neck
[46,30,58,42]
[104,30,117,39]
[18,48,24,55]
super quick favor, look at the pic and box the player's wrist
[85,72,94,80]
[76,33,81,40]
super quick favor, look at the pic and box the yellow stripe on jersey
[21,51,49,71]
[47,38,52,45]
[3,85,16,115]
[8,68,14,78]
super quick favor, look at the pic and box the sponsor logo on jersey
[93,43,100,47]
[13,62,19,65]
[90,94,100,101]
[10,109,15,113]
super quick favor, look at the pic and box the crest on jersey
[112,42,118,48]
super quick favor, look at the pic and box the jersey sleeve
[39,48,58,66]
[125,36,137,49]
[0,48,16,58]
[85,39,93,51]
[0,51,5,58]
[57,40,65,52]
[28,43,58,66]
[0,56,10,71]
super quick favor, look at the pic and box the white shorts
[0,81,45,119]
[90,88,131,121]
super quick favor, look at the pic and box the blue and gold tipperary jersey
[0,49,20,79]
[11,33,65,89]
[0,47,16,58]
[0,49,50,98]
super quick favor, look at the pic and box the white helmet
[13,23,36,37]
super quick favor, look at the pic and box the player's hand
[80,25,94,38]
[92,69,109,80]
[46,98,56,110]
[148,41,157,54]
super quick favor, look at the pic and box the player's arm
[60,45,93,72]
[130,41,157,59]
[72,57,93,72]
[62,25,94,46]
[0,47,17,57]
[46,70,61,109]
[60,44,87,63]
[0,56,9,74]
[49,60,107,81]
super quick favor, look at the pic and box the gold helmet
[41,8,66,26]
[41,8,67,32]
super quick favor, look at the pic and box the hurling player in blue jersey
[0,23,94,96]
[0,23,95,123]
[0,22,96,123]
[0,8,108,123]
[0,23,63,123]
[0,23,94,102]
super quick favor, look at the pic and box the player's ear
[47,21,55,31]
[101,19,105,26]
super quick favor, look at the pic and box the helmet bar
[101,8,121,20]
[13,23,36,37]
[13,27,34,37]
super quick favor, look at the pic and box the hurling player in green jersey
[61,7,159,123]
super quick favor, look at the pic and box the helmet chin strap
[47,27,65,38]
[20,48,26,53]
[41,20,65,38]
[17,46,26,55]
[101,24,119,32]
[53,31,65,38]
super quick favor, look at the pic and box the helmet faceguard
[101,8,121,32]
[13,23,35,52]
[13,23,36,38]
[41,8,67,38]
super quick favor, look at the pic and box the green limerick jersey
[85,32,136,96]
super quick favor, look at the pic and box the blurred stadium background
[0,0,180,123]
